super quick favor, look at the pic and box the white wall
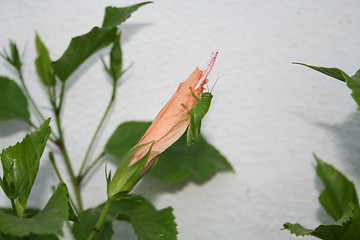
[1,0,360,239]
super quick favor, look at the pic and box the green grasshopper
[185,90,214,146]
[184,51,218,146]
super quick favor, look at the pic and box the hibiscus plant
[0,2,232,240]
[283,63,360,240]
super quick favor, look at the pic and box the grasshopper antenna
[210,77,219,93]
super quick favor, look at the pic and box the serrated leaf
[0,119,51,208]
[35,33,55,86]
[105,121,232,182]
[73,196,176,240]
[0,183,69,237]
[341,73,360,110]
[72,208,113,240]
[0,41,22,72]
[102,2,152,29]
[293,62,347,82]
[52,27,117,81]
[294,62,360,110]
[110,196,177,240]
[0,76,30,122]
[283,203,360,240]
[315,155,359,221]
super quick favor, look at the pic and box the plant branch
[78,80,117,176]
[49,151,79,214]
[53,82,83,211]
[81,152,106,181]
[18,71,46,122]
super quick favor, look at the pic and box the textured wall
[1,0,360,239]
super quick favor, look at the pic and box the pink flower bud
[130,52,218,170]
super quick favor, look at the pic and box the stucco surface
[1,0,360,239]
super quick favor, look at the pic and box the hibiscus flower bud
[130,52,218,170]
[107,52,218,199]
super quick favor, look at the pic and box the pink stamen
[194,51,218,90]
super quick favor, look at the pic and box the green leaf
[111,196,177,240]
[0,76,30,122]
[102,2,153,29]
[0,183,70,237]
[72,207,113,240]
[108,142,154,198]
[341,73,360,110]
[293,62,347,82]
[283,203,360,240]
[294,62,360,110]
[0,233,58,240]
[35,34,55,86]
[73,196,177,240]
[315,155,359,221]
[105,121,232,182]
[0,119,51,211]
[52,27,117,81]
[109,34,122,81]
[0,41,22,72]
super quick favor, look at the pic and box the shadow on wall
[314,110,360,223]
[0,120,30,138]
[317,111,360,181]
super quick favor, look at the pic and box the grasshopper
[184,52,218,146]
[185,90,214,146]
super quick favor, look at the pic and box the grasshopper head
[202,92,213,98]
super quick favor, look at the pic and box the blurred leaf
[0,76,30,122]
[283,203,360,240]
[0,119,50,210]
[72,208,113,240]
[0,183,70,237]
[0,233,59,240]
[105,121,232,182]
[35,34,55,86]
[315,155,359,221]
[0,41,22,72]
[52,27,117,81]
[102,2,152,29]
[109,34,122,81]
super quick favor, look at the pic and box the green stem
[18,71,46,122]
[10,199,16,215]
[81,152,106,180]
[55,112,83,211]
[87,198,114,240]
[78,81,117,176]
[49,152,79,214]
[58,81,66,113]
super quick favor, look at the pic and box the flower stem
[78,81,117,176]
[87,198,114,240]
